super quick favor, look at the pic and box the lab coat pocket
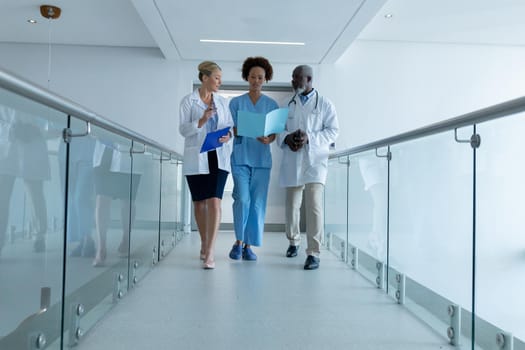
[183,145,200,173]
[308,146,329,166]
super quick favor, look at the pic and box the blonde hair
[198,61,221,82]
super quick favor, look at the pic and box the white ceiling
[0,0,156,47]
[1,0,525,64]
[130,0,385,63]
[359,0,525,46]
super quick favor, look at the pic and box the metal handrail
[0,67,182,159]
[330,95,525,158]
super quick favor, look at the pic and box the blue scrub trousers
[231,165,271,246]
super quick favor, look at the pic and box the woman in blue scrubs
[229,57,279,261]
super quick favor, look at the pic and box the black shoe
[286,245,299,258]
[304,255,320,270]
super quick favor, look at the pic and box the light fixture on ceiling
[384,13,393,19]
[39,4,62,89]
[200,39,305,46]
[40,5,61,19]
[27,19,37,24]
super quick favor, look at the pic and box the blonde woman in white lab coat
[179,61,233,269]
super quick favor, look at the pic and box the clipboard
[200,126,231,153]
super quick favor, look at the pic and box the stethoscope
[288,90,319,113]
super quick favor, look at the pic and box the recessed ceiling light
[200,39,304,46]
[384,13,393,19]
[27,19,37,24]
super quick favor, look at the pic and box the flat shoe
[203,260,215,269]
[242,246,257,261]
[229,244,242,260]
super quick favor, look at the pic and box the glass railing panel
[347,150,389,285]
[175,160,186,235]
[159,157,180,259]
[389,130,473,347]
[476,114,525,349]
[128,145,160,286]
[0,88,67,349]
[60,116,99,348]
[61,123,133,348]
[324,156,348,261]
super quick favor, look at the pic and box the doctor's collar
[301,88,315,97]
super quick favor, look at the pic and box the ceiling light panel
[200,39,304,46]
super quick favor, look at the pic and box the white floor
[75,231,453,350]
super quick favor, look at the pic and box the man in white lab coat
[278,65,339,270]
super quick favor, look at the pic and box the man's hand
[284,133,297,151]
[293,129,307,149]
[285,129,307,152]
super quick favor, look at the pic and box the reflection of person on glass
[0,105,49,254]
[59,137,96,258]
[228,56,279,261]
[179,61,233,269]
[278,65,339,270]
[358,157,387,260]
[92,140,137,267]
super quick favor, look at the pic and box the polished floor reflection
[75,231,452,350]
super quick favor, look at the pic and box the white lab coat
[179,89,233,176]
[277,91,339,187]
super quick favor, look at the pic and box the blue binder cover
[200,126,231,153]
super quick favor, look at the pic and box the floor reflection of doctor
[0,105,50,254]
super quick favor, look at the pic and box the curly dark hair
[241,56,273,82]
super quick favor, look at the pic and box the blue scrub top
[230,93,279,168]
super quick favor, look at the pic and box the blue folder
[200,126,231,153]
[237,107,288,138]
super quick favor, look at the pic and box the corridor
[76,231,452,350]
